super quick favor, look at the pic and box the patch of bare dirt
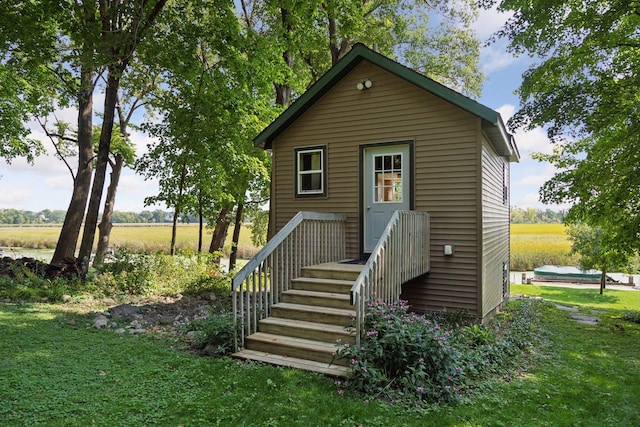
[81,291,232,344]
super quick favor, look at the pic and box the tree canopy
[494,0,640,253]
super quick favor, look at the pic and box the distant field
[510,223,577,271]
[0,224,259,258]
[1,222,574,270]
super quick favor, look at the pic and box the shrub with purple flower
[335,300,464,405]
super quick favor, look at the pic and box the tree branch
[36,116,77,182]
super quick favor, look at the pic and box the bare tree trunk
[274,7,294,106]
[209,206,232,263]
[51,65,94,264]
[229,203,244,271]
[93,154,123,267]
[327,16,350,66]
[171,162,188,256]
[171,208,180,256]
[198,190,203,253]
[600,268,606,295]
[78,71,121,273]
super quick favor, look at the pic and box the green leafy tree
[91,121,136,266]
[0,1,62,164]
[137,0,274,256]
[242,0,483,239]
[1,1,167,270]
[77,0,168,272]
[1,1,99,264]
[567,224,632,295]
[493,0,640,253]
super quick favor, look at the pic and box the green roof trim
[255,43,519,162]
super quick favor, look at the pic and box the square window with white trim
[295,146,326,197]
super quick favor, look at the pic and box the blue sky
[0,5,565,213]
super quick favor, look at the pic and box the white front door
[363,144,411,252]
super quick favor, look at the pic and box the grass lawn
[512,283,640,312]
[2,290,640,426]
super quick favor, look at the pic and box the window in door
[295,146,326,197]
[374,153,403,202]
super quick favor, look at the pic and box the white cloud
[481,44,519,73]
[472,4,512,41]
[129,129,156,156]
[512,191,570,211]
[495,104,553,159]
[0,182,37,207]
[513,163,558,187]
[44,174,73,191]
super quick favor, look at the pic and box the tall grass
[0,224,260,259]
[510,224,578,271]
[2,222,581,271]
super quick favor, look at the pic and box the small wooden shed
[232,43,519,375]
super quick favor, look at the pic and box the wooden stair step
[259,317,355,344]
[244,332,348,366]
[291,277,354,294]
[270,302,355,326]
[301,262,363,281]
[281,289,352,309]
[232,349,351,377]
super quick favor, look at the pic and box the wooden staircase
[232,262,363,377]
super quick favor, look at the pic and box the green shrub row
[334,299,543,408]
[0,250,232,302]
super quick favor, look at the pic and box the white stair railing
[350,211,430,345]
[232,212,347,351]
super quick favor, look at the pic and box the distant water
[0,248,54,263]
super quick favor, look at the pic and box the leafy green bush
[336,299,544,407]
[93,250,231,297]
[186,312,235,356]
[623,310,640,324]
[0,274,89,302]
[94,249,156,295]
[336,300,463,404]
[461,324,496,347]
[455,299,541,379]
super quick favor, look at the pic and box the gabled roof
[255,43,519,162]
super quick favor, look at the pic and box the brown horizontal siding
[481,140,510,318]
[270,60,481,313]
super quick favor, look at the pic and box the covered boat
[533,265,605,283]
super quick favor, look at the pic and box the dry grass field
[510,223,577,271]
[1,222,575,270]
[0,224,259,258]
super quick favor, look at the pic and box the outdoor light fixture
[444,244,454,256]
[356,79,373,90]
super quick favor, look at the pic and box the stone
[203,343,219,356]
[555,304,579,312]
[128,328,146,334]
[62,294,72,303]
[110,304,140,320]
[101,297,116,305]
[195,305,211,317]
[130,320,143,330]
[115,328,126,334]
[185,331,197,342]
[93,315,109,329]
[159,315,174,325]
[570,313,600,326]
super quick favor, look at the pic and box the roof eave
[255,43,521,163]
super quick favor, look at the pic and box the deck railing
[350,210,430,345]
[232,212,347,351]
